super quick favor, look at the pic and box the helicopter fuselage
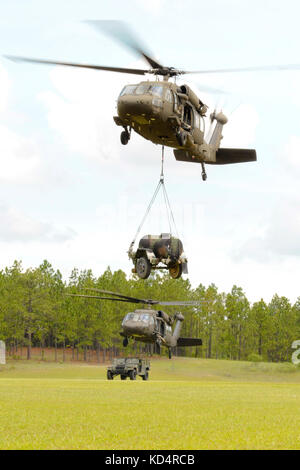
[114,80,216,161]
[121,308,179,349]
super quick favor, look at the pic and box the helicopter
[6,21,300,180]
[68,289,202,359]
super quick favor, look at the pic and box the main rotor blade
[86,20,163,70]
[84,288,148,304]
[5,55,149,75]
[183,64,300,75]
[67,290,203,307]
[156,301,202,306]
[66,294,133,302]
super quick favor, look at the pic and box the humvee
[129,233,188,279]
[107,357,150,380]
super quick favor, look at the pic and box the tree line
[0,260,299,363]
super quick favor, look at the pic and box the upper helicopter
[6,20,300,180]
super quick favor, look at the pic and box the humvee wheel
[136,256,151,279]
[169,263,182,279]
[121,375,127,380]
[107,371,113,380]
[142,371,149,381]
[129,369,137,380]
[120,130,129,145]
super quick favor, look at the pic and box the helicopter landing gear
[168,348,172,360]
[120,127,131,145]
[123,337,128,347]
[155,339,161,355]
[201,162,207,181]
[176,129,187,147]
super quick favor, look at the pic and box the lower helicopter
[68,289,202,359]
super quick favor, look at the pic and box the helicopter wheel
[169,263,182,279]
[136,256,152,279]
[123,337,128,347]
[168,349,172,360]
[176,130,187,147]
[201,162,207,181]
[120,130,130,145]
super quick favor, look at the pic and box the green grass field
[1,357,300,450]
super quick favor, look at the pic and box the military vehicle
[107,357,150,380]
[9,21,300,180]
[129,233,187,279]
[68,289,203,359]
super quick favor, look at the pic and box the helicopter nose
[123,321,146,336]
[118,95,152,117]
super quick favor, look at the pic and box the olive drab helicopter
[68,289,202,359]
[7,21,300,180]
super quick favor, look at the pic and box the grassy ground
[1,357,300,449]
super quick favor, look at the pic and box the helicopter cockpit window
[120,85,138,97]
[183,105,193,127]
[165,89,173,103]
[194,111,200,129]
[140,314,154,324]
[135,84,151,95]
[173,91,179,111]
[150,85,164,97]
[122,312,139,325]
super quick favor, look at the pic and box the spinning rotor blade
[84,288,148,304]
[155,301,202,306]
[85,20,163,70]
[5,55,149,75]
[184,64,300,75]
[66,294,135,302]
[67,289,203,307]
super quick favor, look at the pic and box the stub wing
[177,337,202,347]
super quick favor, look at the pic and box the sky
[1,0,300,303]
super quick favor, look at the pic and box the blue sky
[1,0,300,302]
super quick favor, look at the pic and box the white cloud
[0,125,42,184]
[232,199,300,262]
[0,203,76,243]
[37,66,130,163]
[0,64,10,114]
[282,135,300,173]
[221,104,259,148]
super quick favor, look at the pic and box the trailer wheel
[136,256,151,279]
[169,263,182,279]
[121,375,127,380]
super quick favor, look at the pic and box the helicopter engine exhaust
[171,313,184,346]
